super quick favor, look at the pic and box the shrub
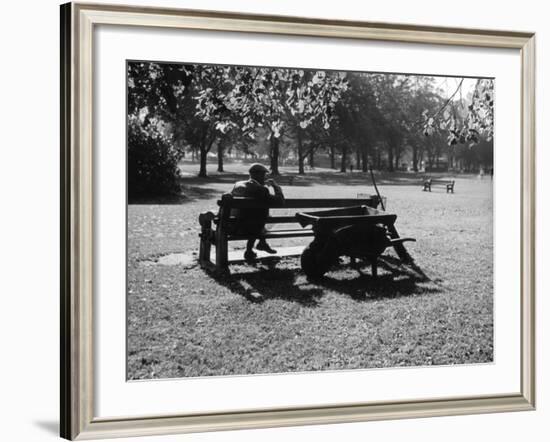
[128,118,182,199]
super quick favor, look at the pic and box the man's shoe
[256,242,277,254]
[244,250,257,261]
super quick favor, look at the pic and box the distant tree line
[127,61,494,197]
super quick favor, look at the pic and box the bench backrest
[217,194,380,209]
[424,178,455,184]
[216,194,381,226]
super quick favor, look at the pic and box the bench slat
[266,216,299,223]
[228,229,314,240]
[215,216,299,224]
[219,198,377,209]
[218,216,307,224]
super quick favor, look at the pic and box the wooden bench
[422,178,455,193]
[198,194,381,273]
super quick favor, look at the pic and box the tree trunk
[355,149,361,171]
[217,140,224,172]
[361,149,368,172]
[198,143,208,177]
[270,136,280,176]
[298,156,305,174]
[394,143,401,171]
[330,146,336,169]
[412,144,418,172]
[340,146,347,172]
[308,150,314,169]
[297,129,305,174]
[387,143,394,172]
[198,133,216,178]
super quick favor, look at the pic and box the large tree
[191,65,238,177]
[129,60,495,195]
[196,67,348,175]
[369,74,415,171]
[333,73,383,172]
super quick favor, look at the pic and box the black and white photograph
[126,61,494,380]
[127,61,495,380]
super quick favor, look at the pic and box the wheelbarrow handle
[389,237,416,246]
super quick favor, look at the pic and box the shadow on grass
[129,185,220,205]
[319,256,438,302]
[182,172,301,187]
[211,254,439,307]
[129,170,473,204]
[216,265,326,307]
[299,171,465,187]
[179,170,467,189]
[180,171,423,188]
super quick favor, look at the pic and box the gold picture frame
[60,2,535,440]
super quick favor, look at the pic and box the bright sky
[436,77,478,102]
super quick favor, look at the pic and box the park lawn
[127,165,493,379]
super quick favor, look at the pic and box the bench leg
[198,212,216,270]
[199,232,213,269]
[198,233,206,265]
[215,233,229,274]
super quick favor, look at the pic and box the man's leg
[255,225,277,254]
[244,238,257,261]
[256,238,277,254]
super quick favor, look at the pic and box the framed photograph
[60,2,535,440]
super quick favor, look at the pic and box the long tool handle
[369,166,386,211]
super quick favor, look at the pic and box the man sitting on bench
[230,163,285,261]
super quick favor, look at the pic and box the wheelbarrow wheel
[301,241,332,280]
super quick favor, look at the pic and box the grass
[127,161,493,379]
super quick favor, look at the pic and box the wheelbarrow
[295,205,415,279]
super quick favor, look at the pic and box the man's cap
[248,163,270,175]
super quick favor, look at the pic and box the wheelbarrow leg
[387,224,413,263]
[371,258,378,278]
